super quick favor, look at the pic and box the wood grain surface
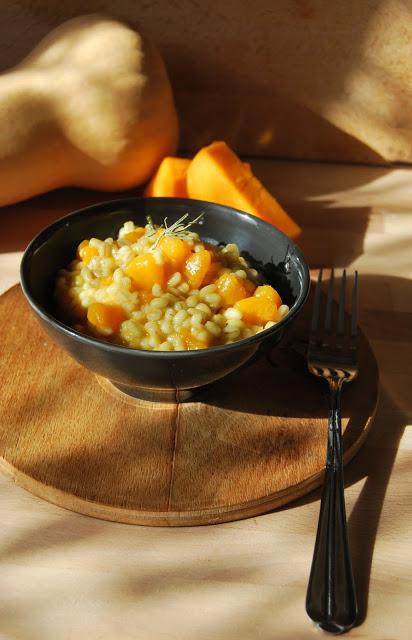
[0,284,377,526]
[0,160,411,639]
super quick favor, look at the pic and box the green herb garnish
[147,213,204,249]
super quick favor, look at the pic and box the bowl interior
[21,197,309,332]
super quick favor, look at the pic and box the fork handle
[306,381,358,633]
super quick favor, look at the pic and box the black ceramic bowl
[21,197,309,400]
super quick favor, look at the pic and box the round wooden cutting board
[0,285,378,526]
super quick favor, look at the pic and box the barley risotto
[54,214,289,351]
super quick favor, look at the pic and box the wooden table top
[0,159,411,639]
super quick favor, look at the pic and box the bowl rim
[20,196,310,358]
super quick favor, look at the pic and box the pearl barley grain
[186,295,199,308]
[278,304,289,319]
[204,293,221,308]
[205,321,221,336]
[167,272,181,287]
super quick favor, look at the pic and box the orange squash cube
[185,335,210,350]
[253,284,282,308]
[215,272,249,307]
[184,249,211,289]
[125,253,165,291]
[87,303,127,333]
[234,296,278,325]
[158,236,192,270]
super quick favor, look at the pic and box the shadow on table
[296,204,372,268]
[347,386,407,625]
[251,159,392,268]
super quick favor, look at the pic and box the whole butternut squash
[0,15,178,206]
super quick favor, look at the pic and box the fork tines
[310,269,358,350]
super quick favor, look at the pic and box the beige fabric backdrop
[1,0,412,164]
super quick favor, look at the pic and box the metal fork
[305,269,359,633]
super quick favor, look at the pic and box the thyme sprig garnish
[146,213,204,249]
[145,215,156,237]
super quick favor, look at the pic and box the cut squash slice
[144,157,191,198]
[186,141,301,240]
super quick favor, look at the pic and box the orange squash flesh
[186,141,301,240]
[138,291,154,305]
[253,284,282,307]
[202,260,221,285]
[144,157,191,198]
[125,253,166,291]
[243,279,257,296]
[184,250,211,289]
[215,272,250,307]
[87,303,127,333]
[124,227,146,243]
[158,236,192,270]
[179,327,211,350]
[234,296,278,325]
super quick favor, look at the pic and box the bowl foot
[110,381,196,403]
